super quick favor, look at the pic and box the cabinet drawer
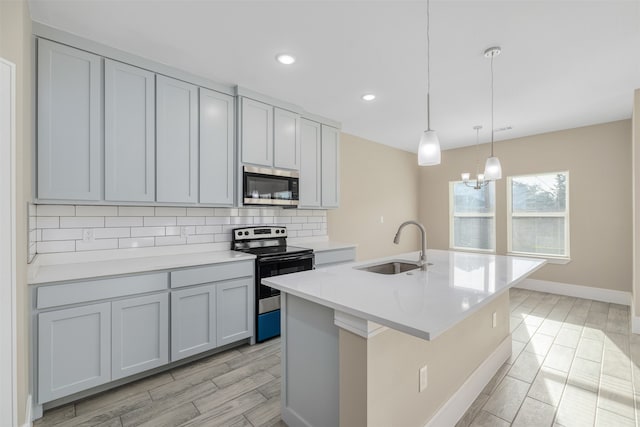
[170,261,254,289]
[37,273,168,309]
[314,248,356,267]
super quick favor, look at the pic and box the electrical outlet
[492,312,497,328]
[419,365,428,392]
[180,226,188,239]
[380,216,384,224]
[83,229,94,242]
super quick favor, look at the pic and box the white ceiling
[28,0,640,153]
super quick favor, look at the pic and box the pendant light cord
[490,53,494,156]
[426,0,431,131]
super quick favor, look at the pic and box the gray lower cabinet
[38,302,111,403]
[299,119,321,208]
[321,124,340,208]
[216,278,252,346]
[112,293,169,380]
[199,88,234,205]
[171,284,217,361]
[37,39,102,201]
[156,75,199,203]
[104,59,155,202]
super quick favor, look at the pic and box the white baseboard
[516,279,631,306]
[20,394,32,427]
[424,336,511,427]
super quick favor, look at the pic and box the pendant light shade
[483,156,502,180]
[418,130,441,166]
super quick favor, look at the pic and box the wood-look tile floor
[36,289,640,427]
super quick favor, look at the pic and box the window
[508,172,569,258]
[449,181,495,252]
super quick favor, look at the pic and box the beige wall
[0,0,33,423]
[339,292,510,426]
[328,133,420,261]
[419,120,633,293]
[633,90,640,312]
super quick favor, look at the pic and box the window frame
[506,171,570,262]
[449,180,496,253]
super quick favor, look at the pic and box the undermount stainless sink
[356,261,423,275]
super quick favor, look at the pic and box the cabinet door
[171,284,217,361]
[38,302,111,403]
[199,88,234,205]
[274,108,301,170]
[104,60,155,202]
[241,98,273,167]
[321,125,340,208]
[217,278,252,346]
[112,293,169,380]
[299,119,321,207]
[156,75,198,203]
[37,39,102,201]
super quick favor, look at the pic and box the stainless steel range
[231,226,314,342]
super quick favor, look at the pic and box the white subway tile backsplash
[177,216,205,226]
[94,228,131,239]
[206,216,231,225]
[106,216,143,227]
[37,241,76,254]
[60,217,105,228]
[76,205,118,216]
[42,228,83,241]
[144,217,177,227]
[196,225,222,234]
[118,237,155,249]
[76,239,118,251]
[155,207,186,216]
[187,207,215,216]
[37,217,59,229]
[34,205,328,255]
[36,205,75,216]
[118,206,155,217]
[131,227,165,237]
[187,234,214,244]
[155,236,186,246]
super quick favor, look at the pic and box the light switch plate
[492,312,497,328]
[419,365,428,392]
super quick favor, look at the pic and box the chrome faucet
[393,220,428,270]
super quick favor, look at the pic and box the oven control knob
[275,229,280,234]
[244,231,249,236]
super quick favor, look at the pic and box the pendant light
[483,46,502,180]
[461,126,490,189]
[418,0,441,166]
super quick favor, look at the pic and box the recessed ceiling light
[361,94,376,101]
[276,54,296,65]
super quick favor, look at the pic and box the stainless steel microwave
[243,166,299,206]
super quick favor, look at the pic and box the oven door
[257,253,314,314]
[243,166,299,206]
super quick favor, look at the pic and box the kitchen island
[263,249,544,427]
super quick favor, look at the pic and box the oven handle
[258,253,315,264]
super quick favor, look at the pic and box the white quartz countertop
[293,240,357,252]
[28,244,255,285]
[263,249,545,340]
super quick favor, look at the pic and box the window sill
[507,253,571,265]
[450,247,496,254]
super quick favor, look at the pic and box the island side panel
[281,293,339,427]
[338,291,511,427]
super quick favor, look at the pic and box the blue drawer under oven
[257,310,281,342]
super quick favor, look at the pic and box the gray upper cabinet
[156,75,198,203]
[37,39,102,201]
[199,88,234,205]
[104,60,155,202]
[171,284,217,361]
[321,125,340,208]
[240,98,273,167]
[38,302,111,403]
[111,293,169,380]
[299,119,321,208]
[216,278,252,346]
[274,108,301,170]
